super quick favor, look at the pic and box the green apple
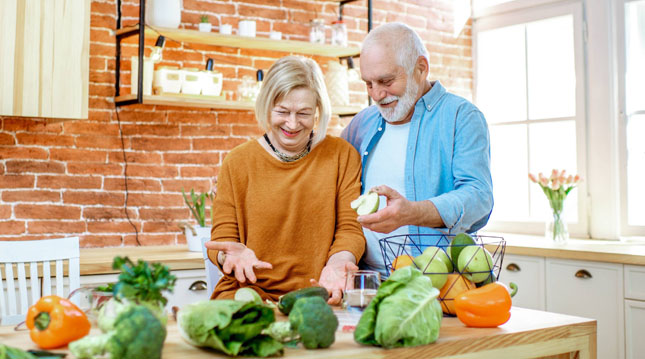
[457,245,494,283]
[449,233,476,265]
[414,252,449,289]
[415,246,453,273]
[350,191,380,215]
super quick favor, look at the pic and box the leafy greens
[178,300,283,357]
[354,266,443,348]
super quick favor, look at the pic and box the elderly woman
[205,56,365,305]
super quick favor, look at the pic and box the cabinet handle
[189,280,208,291]
[506,263,521,272]
[574,269,592,279]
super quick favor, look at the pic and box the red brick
[181,124,229,137]
[0,175,35,188]
[282,0,325,12]
[0,205,12,219]
[104,178,162,192]
[107,151,162,164]
[139,208,189,221]
[90,27,113,44]
[0,147,48,160]
[89,97,116,110]
[83,207,133,220]
[162,49,205,63]
[5,160,65,174]
[89,71,115,84]
[0,133,15,145]
[75,135,125,150]
[50,148,107,162]
[37,175,102,189]
[63,191,124,206]
[163,152,221,165]
[87,221,141,233]
[120,124,180,137]
[231,124,262,137]
[126,164,178,178]
[16,133,75,147]
[91,1,116,16]
[80,235,124,248]
[131,137,191,151]
[90,13,116,30]
[15,204,81,219]
[89,83,115,97]
[115,110,167,124]
[179,165,220,178]
[161,179,213,193]
[136,234,176,246]
[167,111,217,125]
[217,111,256,125]
[142,221,182,233]
[2,190,60,203]
[193,137,247,151]
[127,193,185,207]
[0,220,26,235]
[90,42,116,58]
[28,221,86,234]
[3,118,63,133]
[67,162,123,176]
[238,4,288,20]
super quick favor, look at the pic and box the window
[620,0,645,234]
[473,2,587,236]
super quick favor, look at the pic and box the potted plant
[198,15,212,32]
[182,188,214,251]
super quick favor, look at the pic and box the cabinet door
[0,0,90,119]
[500,254,545,310]
[546,258,624,359]
[625,299,645,359]
[624,265,645,301]
[164,269,210,310]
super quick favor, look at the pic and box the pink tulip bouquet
[528,169,582,243]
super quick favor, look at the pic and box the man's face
[360,45,420,123]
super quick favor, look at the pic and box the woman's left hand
[310,252,358,305]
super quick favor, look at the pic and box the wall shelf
[114,93,363,116]
[116,25,360,58]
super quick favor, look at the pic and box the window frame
[472,1,590,237]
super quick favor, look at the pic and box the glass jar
[309,19,325,44]
[331,20,347,47]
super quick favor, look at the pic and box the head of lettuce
[354,266,443,348]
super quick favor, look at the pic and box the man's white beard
[376,78,419,123]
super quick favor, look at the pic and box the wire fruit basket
[378,233,506,316]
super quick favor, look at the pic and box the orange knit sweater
[208,135,365,301]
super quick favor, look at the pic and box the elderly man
[341,22,493,277]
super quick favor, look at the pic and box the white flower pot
[198,22,212,33]
[185,225,211,252]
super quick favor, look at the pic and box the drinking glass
[343,270,380,312]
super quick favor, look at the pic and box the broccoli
[288,296,338,349]
[69,303,166,359]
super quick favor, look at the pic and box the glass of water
[343,270,380,312]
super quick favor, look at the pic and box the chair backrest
[200,237,222,296]
[0,237,80,326]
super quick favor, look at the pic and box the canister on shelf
[201,59,223,97]
[153,65,181,94]
[309,19,325,44]
[331,20,347,47]
[324,60,349,107]
[180,68,202,95]
[130,56,154,96]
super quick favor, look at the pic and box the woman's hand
[205,241,273,284]
[310,251,358,305]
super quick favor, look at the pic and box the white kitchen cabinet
[546,258,624,359]
[624,265,645,359]
[79,268,209,311]
[499,254,546,310]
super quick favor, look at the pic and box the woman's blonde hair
[255,56,331,144]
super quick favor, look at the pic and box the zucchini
[278,286,329,315]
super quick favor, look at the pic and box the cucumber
[278,286,329,315]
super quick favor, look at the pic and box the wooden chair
[0,237,80,326]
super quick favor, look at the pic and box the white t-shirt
[361,121,410,278]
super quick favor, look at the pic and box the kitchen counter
[79,245,204,275]
[0,307,596,358]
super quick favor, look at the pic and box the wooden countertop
[79,245,204,275]
[0,307,596,358]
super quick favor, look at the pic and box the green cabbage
[354,266,443,348]
[177,300,283,357]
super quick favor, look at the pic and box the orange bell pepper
[454,282,518,328]
[26,295,91,349]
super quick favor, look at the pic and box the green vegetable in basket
[354,266,443,348]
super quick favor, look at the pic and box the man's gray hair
[361,22,429,75]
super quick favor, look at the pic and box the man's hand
[357,185,445,233]
[310,251,357,305]
[205,241,272,284]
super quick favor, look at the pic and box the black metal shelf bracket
[115,0,145,105]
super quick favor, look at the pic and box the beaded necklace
[263,131,313,162]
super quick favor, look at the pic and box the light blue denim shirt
[341,81,494,236]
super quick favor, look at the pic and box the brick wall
[0,0,472,247]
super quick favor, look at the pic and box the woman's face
[267,87,317,155]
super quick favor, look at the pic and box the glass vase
[546,209,569,244]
